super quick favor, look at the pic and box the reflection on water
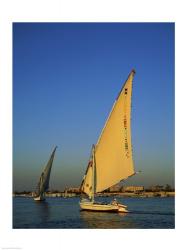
[35,201,50,224]
[80,210,135,228]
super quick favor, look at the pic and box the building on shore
[104,185,144,193]
[121,186,144,193]
[64,187,81,194]
[108,184,121,192]
[147,185,164,192]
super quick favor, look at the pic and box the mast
[91,145,95,203]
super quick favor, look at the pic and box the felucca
[34,146,57,201]
[80,70,137,213]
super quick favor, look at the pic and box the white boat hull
[34,195,45,201]
[80,201,128,213]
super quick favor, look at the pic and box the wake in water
[129,210,174,216]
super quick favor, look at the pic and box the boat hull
[80,201,128,213]
[33,196,45,201]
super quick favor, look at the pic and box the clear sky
[13,23,174,191]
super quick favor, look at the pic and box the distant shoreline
[13,191,175,198]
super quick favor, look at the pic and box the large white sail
[95,70,135,192]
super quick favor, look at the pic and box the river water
[13,196,174,229]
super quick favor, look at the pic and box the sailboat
[34,146,57,201]
[80,70,136,213]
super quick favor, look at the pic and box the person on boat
[111,198,118,205]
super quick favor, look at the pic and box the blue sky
[13,23,174,191]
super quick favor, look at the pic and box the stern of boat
[34,196,45,201]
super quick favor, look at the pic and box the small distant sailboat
[34,146,57,201]
[80,70,137,213]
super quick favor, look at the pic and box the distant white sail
[95,70,135,192]
[36,146,57,197]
